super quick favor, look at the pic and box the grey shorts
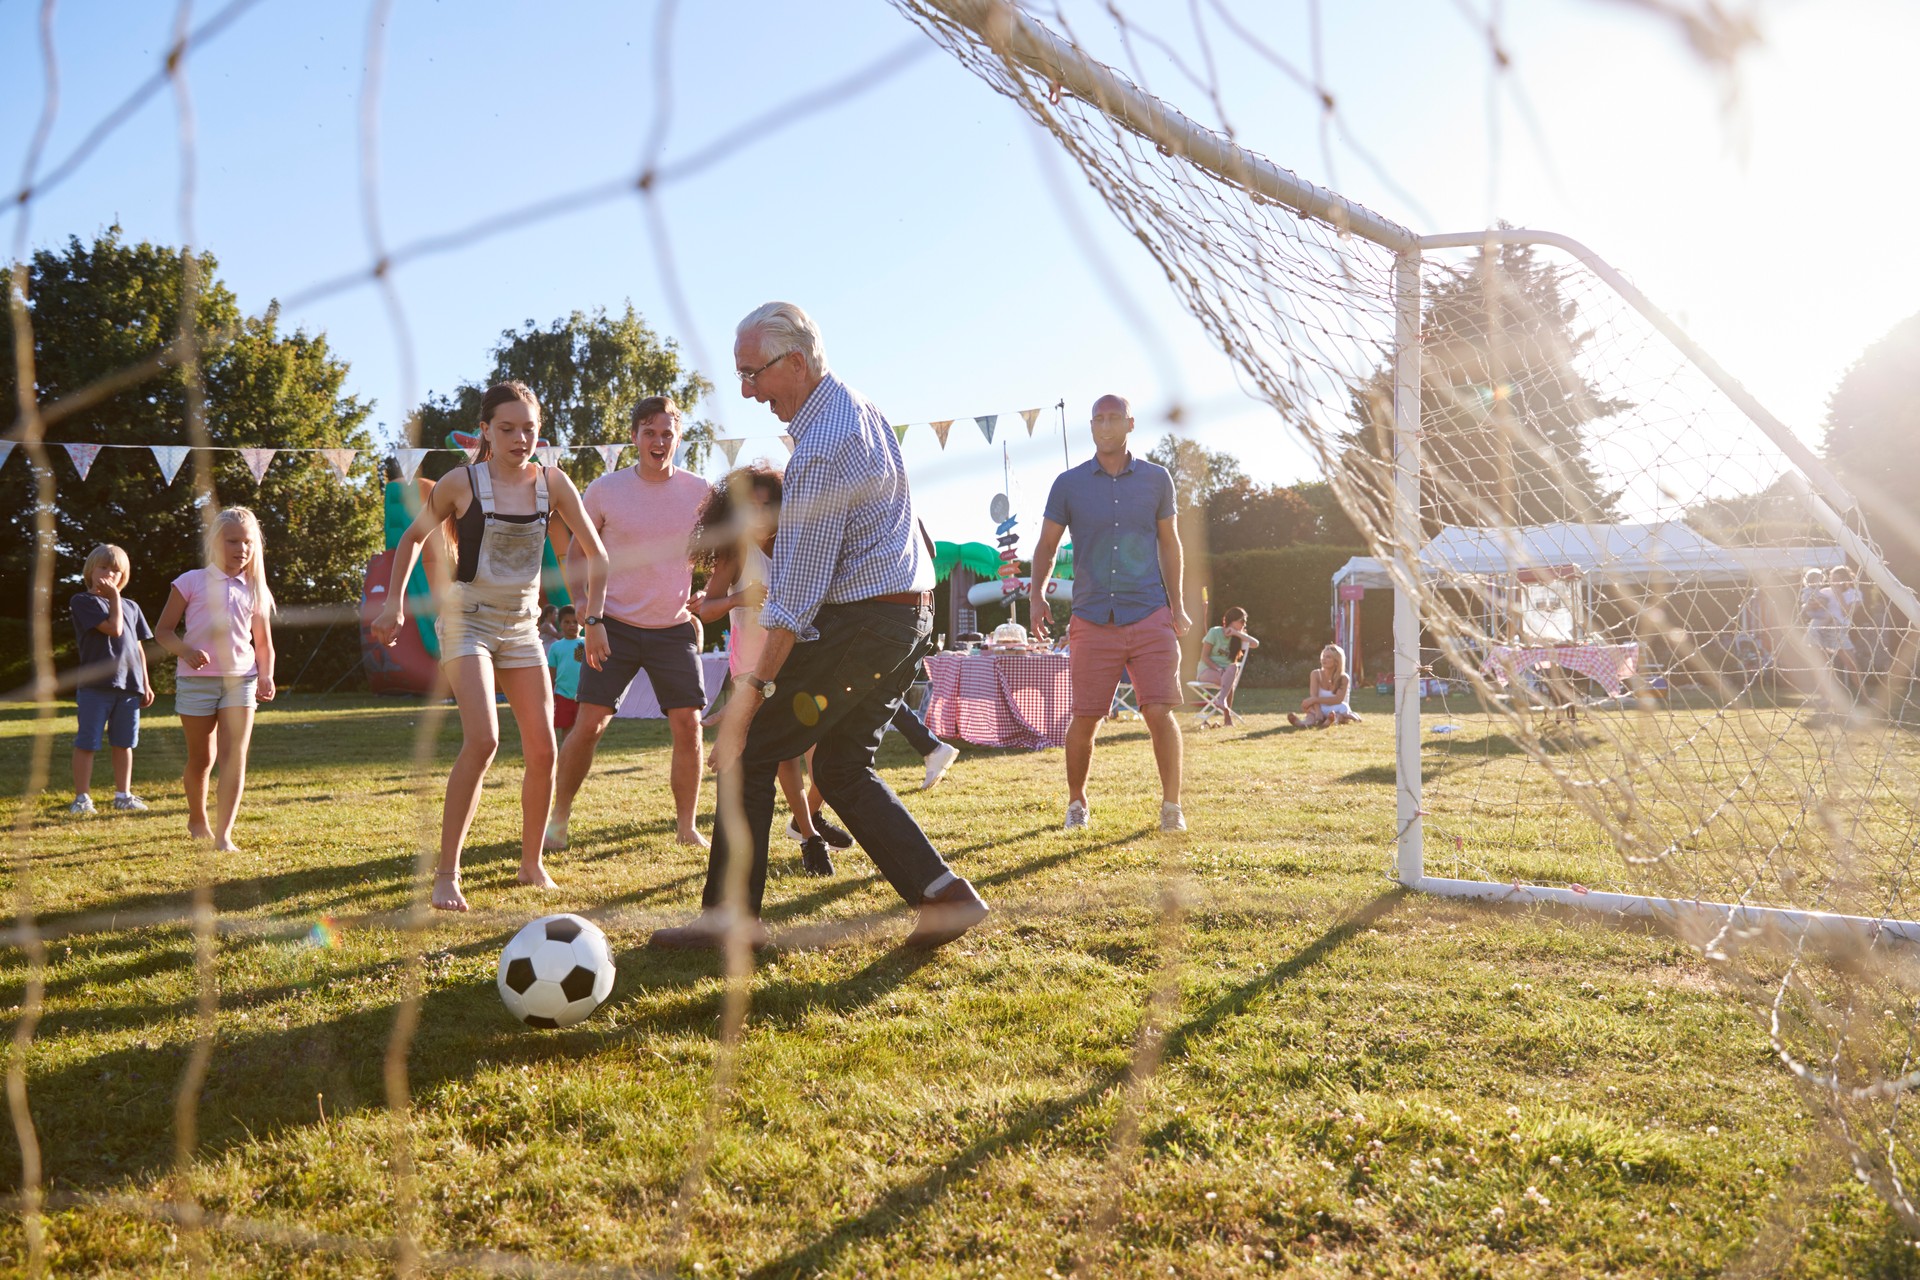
[437,597,546,669]
[176,674,258,717]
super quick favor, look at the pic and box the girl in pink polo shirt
[154,506,276,850]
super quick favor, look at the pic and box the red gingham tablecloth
[923,650,1072,749]
[1482,642,1640,697]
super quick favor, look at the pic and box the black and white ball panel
[496,913,616,1030]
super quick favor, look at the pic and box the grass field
[2,688,1917,1277]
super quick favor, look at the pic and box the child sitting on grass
[68,544,156,815]
[1290,643,1360,729]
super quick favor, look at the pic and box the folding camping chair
[1188,674,1227,727]
[1108,669,1140,720]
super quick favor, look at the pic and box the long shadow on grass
[749,888,1408,1279]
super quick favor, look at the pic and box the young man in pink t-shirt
[549,396,713,849]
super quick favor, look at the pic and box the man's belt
[858,590,934,607]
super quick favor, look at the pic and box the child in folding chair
[1198,608,1258,726]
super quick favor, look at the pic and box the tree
[1,229,379,616]
[1204,479,1317,552]
[1343,239,1626,540]
[1148,434,1246,511]
[413,304,714,482]
[1823,310,1920,587]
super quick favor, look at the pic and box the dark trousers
[702,602,950,917]
[889,699,941,757]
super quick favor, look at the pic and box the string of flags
[707,405,1046,465]
[6,404,1053,486]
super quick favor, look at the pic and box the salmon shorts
[1067,607,1182,718]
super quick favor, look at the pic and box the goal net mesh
[895,0,1920,1225]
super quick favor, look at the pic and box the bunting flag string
[893,422,911,443]
[240,447,277,485]
[0,441,12,471]
[778,434,796,455]
[717,438,744,465]
[929,420,953,449]
[533,446,560,469]
[1020,407,1041,436]
[975,414,997,443]
[394,448,431,481]
[63,443,102,481]
[594,444,626,472]
[319,449,357,481]
[151,445,191,486]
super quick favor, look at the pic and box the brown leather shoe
[903,877,989,950]
[648,910,771,951]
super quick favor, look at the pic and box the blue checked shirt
[761,372,932,642]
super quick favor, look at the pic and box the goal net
[898,0,1920,1225]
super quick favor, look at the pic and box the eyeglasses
[736,351,789,385]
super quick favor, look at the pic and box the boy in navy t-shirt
[68,544,155,815]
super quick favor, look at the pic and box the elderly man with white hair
[650,302,988,951]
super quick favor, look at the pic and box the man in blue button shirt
[1029,395,1190,832]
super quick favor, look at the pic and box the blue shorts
[75,687,142,751]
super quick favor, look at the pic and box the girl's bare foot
[212,836,242,852]
[431,871,469,912]
[1287,713,1302,728]
[188,822,213,841]
[542,819,568,852]
[676,828,709,848]
[518,863,557,889]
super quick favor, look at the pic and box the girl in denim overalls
[373,382,610,911]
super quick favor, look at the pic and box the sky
[4,0,1916,553]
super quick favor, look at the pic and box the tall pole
[1392,250,1424,888]
[1057,398,1070,468]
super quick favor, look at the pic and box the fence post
[1392,249,1424,887]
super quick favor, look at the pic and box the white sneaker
[111,793,149,812]
[1064,800,1090,830]
[68,794,95,816]
[922,742,960,791]
[1160,801,1187,832]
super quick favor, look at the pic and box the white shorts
[175,674,257,717]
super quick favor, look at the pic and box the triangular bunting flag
[1020,407,1041,436]
[63,443,102,481]
[718,438,743,465]
[533,446,560,469]
[595,443,625,472]
[975,414,998,443]
[460,442,481,463]
[151,445,191,485]
[929,420,953,449]
[319,448,357,480]
[394,448,430,481]
[240,447,277,484]
[0,441,11,470]
[779,434,796,455]
[893,422,910,443]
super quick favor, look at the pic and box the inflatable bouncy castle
[359,465,571,695]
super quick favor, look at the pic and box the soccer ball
[496,913,616,1029]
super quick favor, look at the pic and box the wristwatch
[583,615,605,628]
[743,674,777,700]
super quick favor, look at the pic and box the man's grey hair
[737,301,827,379]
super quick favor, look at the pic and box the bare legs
[780,756,817,838]
[666,706,707,847]
[1065,706,1183,811]
[437,657,558,912]
[548,701,616,849]
[179,707,254,850]
[549,702,708,848]
[70,746,131,797]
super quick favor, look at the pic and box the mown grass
[1,688,1917,1277]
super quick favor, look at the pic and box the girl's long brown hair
[691,465,783,571]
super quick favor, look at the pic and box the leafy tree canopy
[413,304,714,482]
[1,228,379,616]
[1343,238,1626,540]
[1823,310,1920,586]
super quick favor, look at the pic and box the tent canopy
[1331,521,1839,592]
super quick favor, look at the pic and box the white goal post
[915,0,1920,949]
